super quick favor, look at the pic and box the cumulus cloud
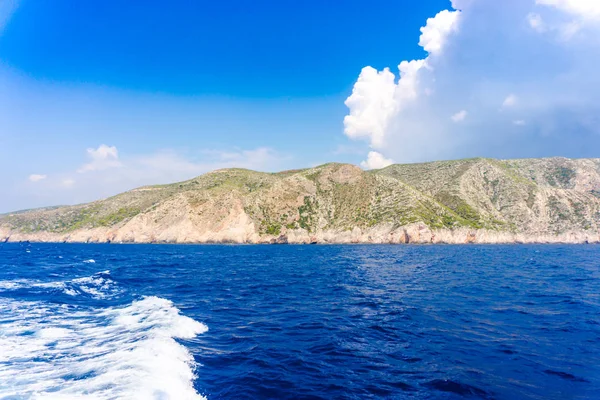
[344,7,460,165]
[77,144,122,173]
[343,0,600,163]
[360,151,394,170]
[343,67,399,148]
[419,9,461,54]
[451,110,467,122]
[28,174,47,182]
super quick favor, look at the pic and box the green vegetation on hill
[1,157,600,238]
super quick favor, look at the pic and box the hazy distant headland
[2,157,600,244]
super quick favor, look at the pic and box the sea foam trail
[0,296,208,399]
[0,270,121,299]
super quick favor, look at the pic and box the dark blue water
[0,243,599,399]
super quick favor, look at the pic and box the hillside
[1,157,600,244]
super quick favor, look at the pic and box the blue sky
[1,0,600,212]
[2,0,448,96]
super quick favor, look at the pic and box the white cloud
[451,110,467,122]
[531,0,600,40]
[502,94,518,108]
[343,67,399,148]
[419,10,461,55]
[360,151,394,170]
[344,9,459,150]
[343,1,600,163]
[28,174,47,182]
[537,0,600,20]
[77,144,122,173]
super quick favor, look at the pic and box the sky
[1,0,599,212]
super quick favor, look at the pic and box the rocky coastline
[2,223,598,245]
[2,158,600,245]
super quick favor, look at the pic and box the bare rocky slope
[2,157,600,244]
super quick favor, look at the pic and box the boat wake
[0,272,208,399]
[0,270,121,300]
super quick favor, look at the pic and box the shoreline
[2,229,598,245]
[2,241,598,246]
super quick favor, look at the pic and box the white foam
[83,259,96,264]
[0,279,65,291]
[0,296,208,399]
[0,280,26,290]
[0,271,121,299]
[37,327,74,339]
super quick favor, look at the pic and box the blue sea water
[0,243,599,399]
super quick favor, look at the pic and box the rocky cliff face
[2,157,600,244]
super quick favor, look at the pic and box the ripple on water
[1,243,599,399]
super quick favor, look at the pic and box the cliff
[2,157,600,244]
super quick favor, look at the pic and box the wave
[0,296,208,399]
[0,270,121,299]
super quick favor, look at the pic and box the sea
[0,243,598,399]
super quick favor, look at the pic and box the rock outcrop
[1,157,599,244]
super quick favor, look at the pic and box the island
[2,157,599,244]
